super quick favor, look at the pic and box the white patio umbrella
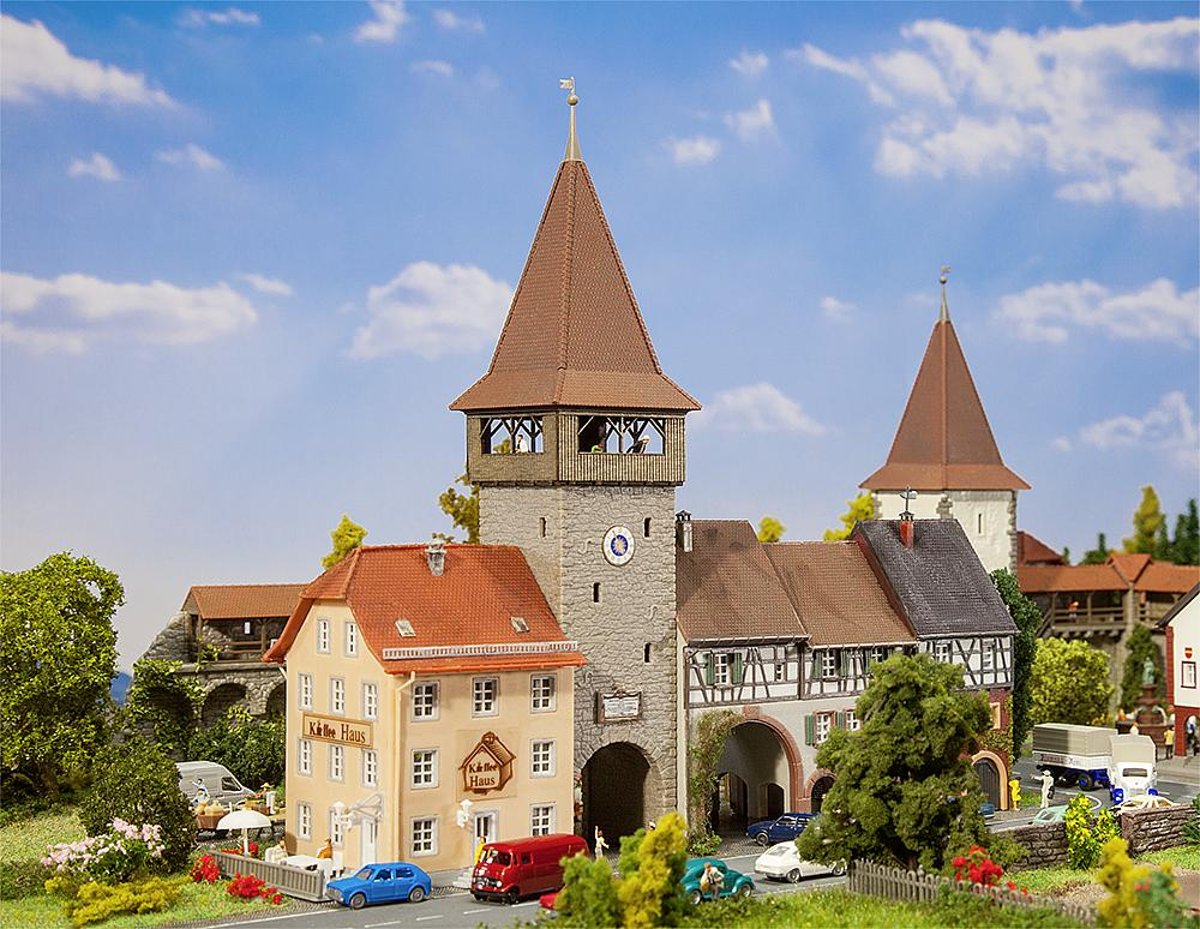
[217,808,272,857]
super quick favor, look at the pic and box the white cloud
[665,135,721,166]
[1078,391,1199,470]
[411,60,454,77]
[67,152,121,182]
[819,296,856,321]
[729,50,769,76]
[349,262,512,360]
[355,1,409,44]
[0,271,257,353]
[796,17,1200,209]
[433,9,484,33]
[156,143,224,172]
[182,7,260,27]
[1052,436,1073,453]
[995,278,1199,344]
[724,99,775,141]
[1,15,174,106]
[239,273,293,297]
[692,383,827,435]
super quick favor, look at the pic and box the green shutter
[836,650,848,677]
[836,710,846,728]
[804,714,815,745]
[704,653,714,686]
[732,652,745,685]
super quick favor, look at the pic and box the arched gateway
[581,742,663,847]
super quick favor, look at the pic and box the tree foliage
[991,569,1041,760]
[685,711,740,851]
[556,854,619,927]
[1030,638,1112,726]
[823,493,877,541]
[123,659,203,760]
[322,514,367,569]
[793,654,1015,873]
[1123,486,1165,555]
[436,471,480,543]
[1118,625,1165,711]
[188,705,285,788]
[80,738,194,874]
[756,516,785,543]
[0,553,123,798]
[1082,533,1111,565]
[1169,499,1200,566]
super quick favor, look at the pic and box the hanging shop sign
[596,691,642,724]
[302,713,374,748]
[460,732,515,794]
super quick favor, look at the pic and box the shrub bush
[1183,796,1200,846]
[189,706,285,789]
[1064,795,1118,870]
[64,876,183,927]
[79,737,194,873]
[0,859,47,900]
[42,819,165,884]
[1097,837,1192,929]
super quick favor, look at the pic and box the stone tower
[450,91,699,842]
[861,273,1029,573]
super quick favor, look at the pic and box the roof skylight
[395,619,416,637]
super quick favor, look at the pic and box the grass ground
[0,805,290,927]
[1007,843,1199,896]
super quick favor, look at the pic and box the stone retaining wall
[1011,821,1068,869]
[1120,806,1191,855]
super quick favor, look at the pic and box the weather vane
[559,76,577,105]
[560,77,581,161]
[899,487,917,520]
[938,265,951,322]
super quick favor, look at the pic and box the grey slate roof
[852,519,1017,638]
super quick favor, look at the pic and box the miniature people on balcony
[1068,600,1079,619]
[1040,770,1055,809]
[593,827,608,860]
[317,837,334,860]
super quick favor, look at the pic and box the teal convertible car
[680,858,754,905]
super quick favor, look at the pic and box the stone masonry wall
[1011,821,1069,870]
[1119,806,1191,855]
[481,484,679,819]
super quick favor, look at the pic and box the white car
[753,841,845,884]
[1115,794,1174,813]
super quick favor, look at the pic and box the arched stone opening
[971,750,1010,810]
[265,683,286,719]
[202,682,247,727]
[808,773,835,813]
[712,720,795,831]
[581,742,660,849]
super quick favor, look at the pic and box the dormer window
[395,619,416,637]
[511,616,530,634]
[481,416,543,454]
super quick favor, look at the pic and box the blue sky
[2,2,1197,669]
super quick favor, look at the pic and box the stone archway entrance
[974,758,1001,809]
[202,682,247,727]
[713,720,795,828]
[581,742,654,849]
[265,682,286,719]
[810,775,835,813]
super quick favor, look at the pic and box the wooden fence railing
[848,859,1095,926]
[214,851,329,903]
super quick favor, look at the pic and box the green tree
[1030,638,1112,726]
[0,553,123,798]
[437,471,480,543]
[823,493,877,541]
[756,516,785,543]
[123,659,203,760]
[1061,546,1071,565]
[188,705,285,788]
[991,569,1041,760]
[1082,532,1111,565]
[1118,625,1165,711]
[1171,499,1200,565]
[793,654,1015,873]
[1123,486,1165,555]
[322,513,367,569]
[80,737,195,873]
[556,855,619,927]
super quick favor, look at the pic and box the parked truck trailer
[1031,724,1158,804]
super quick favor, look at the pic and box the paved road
[203,852,846,929]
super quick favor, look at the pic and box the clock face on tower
[603,525,635,566]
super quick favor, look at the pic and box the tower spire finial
[938,264,951,322]
[560,77,582,162]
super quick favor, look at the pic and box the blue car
[746,813,815,846]
[326,862,432,909]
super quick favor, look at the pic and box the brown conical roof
[451,157,699,413]
[861,316,1029,491]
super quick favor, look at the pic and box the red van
[470,833,589,903]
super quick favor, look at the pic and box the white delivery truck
[1031,724,1159,804]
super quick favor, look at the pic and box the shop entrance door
[360,818,377,864]
[473,811,497,850]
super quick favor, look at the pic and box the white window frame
[330,677,345,715]
[316,618,331,654]
[362,749,378,788]
[411,817,437,857]
[815,712,835,744]
[412,681,439,721]
[530,674,556,712]
[411,748,438,789]
[329,744,344,782]
[981,639,995,670]
[298,738,312,776]
[472,677,498,717]
[934,641,951,663]
[774,660,786,683]
[530,804,555,836]
[846,709,861,732]
[531,739,555,777]
[712,652,733,687]
[345,621,358,657]
[821,651,838,680]
[363,681,378,720]
[330,808,345,848]
[298,673,313,710]
[297,802,312,840]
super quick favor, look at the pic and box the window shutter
[804,714,815,746]
[732,652,745,685]
[704,653,714,686]
[836,650,848,677]
[836,710,846,728]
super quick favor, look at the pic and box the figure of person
[1164,726,1175,759]
[593,827,608,860]
[1009,777,1022,810]
[317,838,334,860]
[1040,770,1055,809]
[701,861,724,902]
[1143,656,1156,687]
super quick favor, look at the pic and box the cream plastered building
[265,543,583,875]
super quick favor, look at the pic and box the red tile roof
[183,584,305,620]
[451,158,699,414]
[1108,553,1152,585]
[1018,557,1200,595]
[264,545,584,675]
[1017,531,1065,566]
[861,319,1028,492]
[1136,562,1200,594]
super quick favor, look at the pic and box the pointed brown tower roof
[861,277,1028,492]
[451,94,698,414]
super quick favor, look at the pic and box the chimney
[425,541,446,577]
[676,510,693,553]
[899,516,915,550]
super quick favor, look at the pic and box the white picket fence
[848,859,1095,926]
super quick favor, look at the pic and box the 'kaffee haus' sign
[302,713,373,748]
[459,731,515,794]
